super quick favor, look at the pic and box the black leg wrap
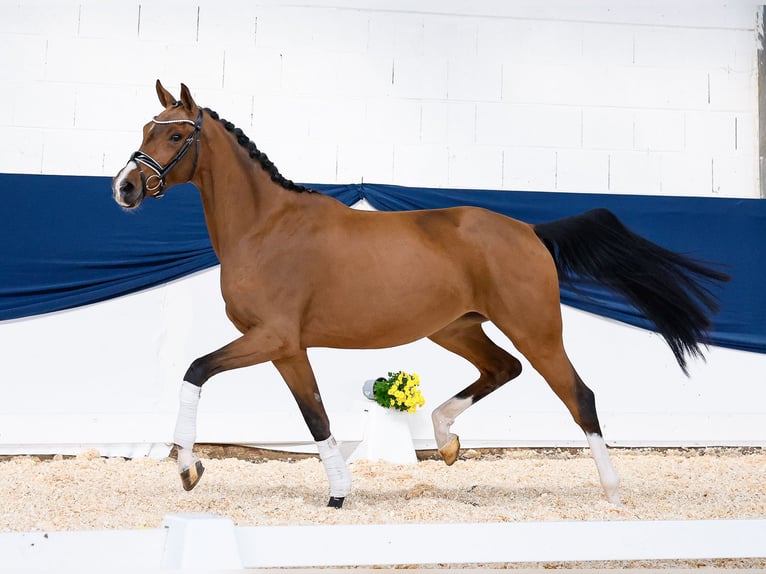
[327,496,345,509]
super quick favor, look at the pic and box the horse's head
[112,80,203,209]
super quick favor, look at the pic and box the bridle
[130,107,203,198]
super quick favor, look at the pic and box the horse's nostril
[120,180,134,193]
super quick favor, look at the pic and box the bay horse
[112,81,729,508]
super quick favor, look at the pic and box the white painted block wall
[0,1,764,455]
[0,0,760,196]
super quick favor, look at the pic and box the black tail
[533,208,730,375]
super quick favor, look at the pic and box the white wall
[1,1,764,456]
[0,0,760,196]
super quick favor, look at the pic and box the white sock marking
[586,432,621,505]
[431,396,472,449]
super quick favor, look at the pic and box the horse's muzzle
[112,161,145,209]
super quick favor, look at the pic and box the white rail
[1,514,764,569]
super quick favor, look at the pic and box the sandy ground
[0,446,764,568]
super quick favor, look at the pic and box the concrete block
[445,102,477,145]
[502,63,571,105]
[253,6,310,50]
[104,132,146,176]
[0,127,43,174]
[478,19,583,65]
[368,12,425,58]
[477,103,581,149]
[502,148,557,192]
[735,113,757,155]
[423,15,477,59]
[41,129,107,176]
[337,141,394,184]
[306,8,369,55]
[0,84,12,125]
[204,92,254,129]
[448,58,502,102]
[659,152,713,196]
[0,34,47,83]
[222,47,282,94]
[197,0,258,46]
[139,1,198,44]
[13,83,76,129]
[502,63,587,106]
[583,108,634,150]
[392,56,448,100]
[633,27,753,72]
[582,23,635,65]
[609,151,662,195]
[420,102,448,144]
[0,0,78,36]
[684,111,738,154]
[602,66,709,109]
[160,44,226,91]
[263,138,338,185]
[634,109,684,152]
[708,69,757,112]
[281,50,341,97]
[78,1,139,39]
[310,98,366,143]
[555,149,609,193]
[476,19,513,62]
[75,85,146,131]
[330,53,393,99]
[257,6,368,54]
[364,99,421,144]
[447,145,503,190]
[421,102,476,145]
[45,37,155,86]
[252,95,311,145]
[393,143,448,187]
[712,154,758,198]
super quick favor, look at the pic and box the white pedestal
[348,404,418,464]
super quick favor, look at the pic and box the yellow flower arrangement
[371,371,426,413]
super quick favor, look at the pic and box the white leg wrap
[174,382,201,471]
[586,432,621,505]
[316,435,351,498]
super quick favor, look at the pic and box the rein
[130,108,203,198]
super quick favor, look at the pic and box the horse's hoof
[327,496,345,509]
[438,434,460,466]
[180,460,205,491]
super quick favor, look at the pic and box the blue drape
[1,173,763,355]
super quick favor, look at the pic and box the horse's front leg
[273,351,352,508]
[173,329,296,492]
[173,381,205,491]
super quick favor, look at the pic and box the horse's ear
[156,80,177,108]
[179,83,198,112]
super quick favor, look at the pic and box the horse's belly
[301,283,470,349]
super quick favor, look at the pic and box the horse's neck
[193,137,290,259]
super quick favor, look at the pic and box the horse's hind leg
[517,340,621,504]
[428,316,522,465]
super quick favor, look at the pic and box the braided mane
[202,108,312,194]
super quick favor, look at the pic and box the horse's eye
[170,133,182,143]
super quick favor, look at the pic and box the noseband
[130,108,203,198]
